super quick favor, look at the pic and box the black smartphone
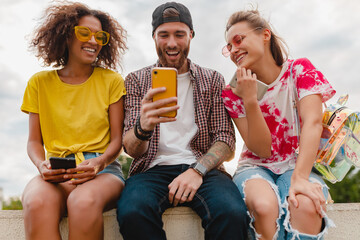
[49,157,76,170]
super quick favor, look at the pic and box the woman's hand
[289,95,325,215]
[231,67,258,102]
[64,156,106,185]
[288,176,326,216]
[38,160,70,183]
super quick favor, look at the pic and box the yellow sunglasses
[73,26,110,46]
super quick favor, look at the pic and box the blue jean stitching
[194,192,211,223]
[158,195,169,215]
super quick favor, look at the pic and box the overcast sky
[1,0,359,200]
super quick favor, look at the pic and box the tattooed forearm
[199,142,234,170]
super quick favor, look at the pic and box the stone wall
[0,203,359,239]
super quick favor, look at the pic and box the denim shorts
[233,166,335,240]
[67,152,125,183]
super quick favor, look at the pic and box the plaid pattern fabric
[124,60,236,176]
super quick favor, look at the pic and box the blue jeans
[233,166,335,240]
[117,164,249,240]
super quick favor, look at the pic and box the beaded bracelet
[134,115,153,141]
[136,115,154,135]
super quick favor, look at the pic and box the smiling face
[225,21,266,69]
[153,21,193,74]
[67,15,103,66]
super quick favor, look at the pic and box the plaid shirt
[124,60,235,176]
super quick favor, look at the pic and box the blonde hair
[225,9,288,66]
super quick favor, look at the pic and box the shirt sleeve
[221,86,246,118]
[123,72,143,134]
[21,73,39,114]
[210,73,236,151]
[109,73,126,105]
[293,58,336,103]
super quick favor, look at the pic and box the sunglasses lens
[95,32,109,46]
[222,45,231,57]
[76,27,91,41]
[74,26,110,46]
[232,35,243,47]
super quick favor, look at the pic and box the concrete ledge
[326,203,360,239]
[0,204,359,239]
[162,207,204,240]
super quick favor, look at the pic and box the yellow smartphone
[151,67,178,118]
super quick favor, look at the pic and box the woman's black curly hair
[30,1,127,70]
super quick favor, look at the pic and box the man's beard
[157,46,189,70]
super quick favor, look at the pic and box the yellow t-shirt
[21,67,126,164]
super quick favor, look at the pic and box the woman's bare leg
[67,174,124,240]
[244,178,279,240]
[288,194,323,234]
[22,176,75,240]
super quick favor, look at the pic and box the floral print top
[221,58,336,174]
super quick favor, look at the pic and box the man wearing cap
[116,2,248,239]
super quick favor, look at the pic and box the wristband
[134,123,152,141]
[134,116,153,141]
[189,162,208,177]
[136,115,154,135]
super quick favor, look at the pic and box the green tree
[328,167,360,203]
[2,197,23,210]
[118,153,133,180]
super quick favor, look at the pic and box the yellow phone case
[151,67,178,118]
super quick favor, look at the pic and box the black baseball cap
[152,2,195,37]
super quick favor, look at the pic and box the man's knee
[117,203,144,227]
[218,198,247,223]
[117,188,160,225]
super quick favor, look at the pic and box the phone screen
[49,157,76,169]
[151,67,178,117]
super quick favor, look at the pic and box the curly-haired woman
[20,2,127,239]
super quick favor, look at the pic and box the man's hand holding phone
[140,87,179,132]
[138,67,179,133]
